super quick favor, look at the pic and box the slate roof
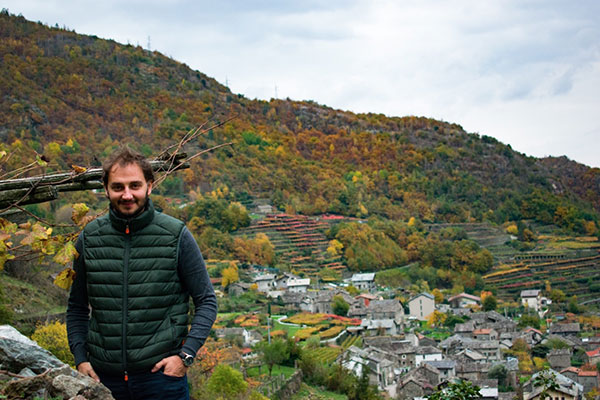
[549,323,581,334]
[409,292,435,302]
[520,289,541,297]
[424,360,456,370]
[351,272,375,282]
[368,299,403,313]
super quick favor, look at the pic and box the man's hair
[102,146,154,186]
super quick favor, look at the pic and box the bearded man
[67,146,217,400]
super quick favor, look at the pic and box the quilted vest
[82,200,189,374]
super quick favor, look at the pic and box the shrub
[31,321,74,366]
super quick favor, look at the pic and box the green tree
[428,380,480,400]
[482,294,497,311]
[256,338,289,376]
[332,295,350,316]
[205,364,248,399]
[488,364,508,391]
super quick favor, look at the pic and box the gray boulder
[0,325,113,400]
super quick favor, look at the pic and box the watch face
[180,352,194,367]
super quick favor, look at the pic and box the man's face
[105,163,153,217]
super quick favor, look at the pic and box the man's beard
[112,193,149,218]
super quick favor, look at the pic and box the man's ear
[147,181,153,195]
[104,186,109,198]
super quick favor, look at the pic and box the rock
[18,368,36,377]
[0,325,65,374]
[0,325,114,400]
[52,374,88,398]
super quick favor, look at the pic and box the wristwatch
[178,351,194,367]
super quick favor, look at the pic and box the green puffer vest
[83,200,189,374]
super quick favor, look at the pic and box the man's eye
[112,185,124,191]
[131,183,141,189]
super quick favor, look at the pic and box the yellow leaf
[71,164,87,174]
[18,222,32,229]
[53,241,78,265]
[0,150,6,160]
[71,203,90,225]
[54,267,76,290]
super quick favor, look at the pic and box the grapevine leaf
[53,241,78,265]
[54,267,76,290]
[71,203,90,225]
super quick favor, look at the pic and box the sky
[4,0,600,167]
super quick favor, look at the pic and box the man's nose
[122,187,134,199]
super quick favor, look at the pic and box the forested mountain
[1,10,599,235]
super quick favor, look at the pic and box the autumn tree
[221,262,239,288]
[205,364,248,399]
[233,233,275,266]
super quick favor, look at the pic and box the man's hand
[77,362,100,382]
[151,355,187,377]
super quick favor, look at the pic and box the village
[212,268,600,400]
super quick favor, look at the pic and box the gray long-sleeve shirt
[66,226,217,367]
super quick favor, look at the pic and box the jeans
[97,370,189,400]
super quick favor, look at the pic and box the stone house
[520,289,542,312]
[547,348,572,370]
[473,328,498,341]
[522,369,584,400]
[452,348,487,364]
[455,361,490,382]
[366,299,404,321]
[549,322,581,337]
[414,346,443,366]
[584,347,600,365]
[396,364,440,400]
[454,321,475,337]
[576,370,600,394]
[360,319,399,336]
[253,273,277,293]
[313,290,355,314]
[228,282,251,297]
[470,340,501,362]
[448,293,481,309]
[355,293,379,307]
[340,345,397,397]
[408,292,435,321]
[286,278,311,293]
[424,360,456,381]
[350,272,376,291]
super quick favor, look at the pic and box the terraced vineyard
[237,213,349,277]
[427,222,515,263]
[302,346,342,364]
[483,253,600,302]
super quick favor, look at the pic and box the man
[67,146,217,400]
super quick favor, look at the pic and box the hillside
[1,10,600,295]
[1,11,599,230]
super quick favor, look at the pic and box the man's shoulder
[152,210,185,235]
[82,214,110,235]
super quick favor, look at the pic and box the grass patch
[246,364,296,379]
[290,383,348,400]
[273,317,302,337]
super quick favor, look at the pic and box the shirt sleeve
[66,234,90,366]
[177,227,217,357]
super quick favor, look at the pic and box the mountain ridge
[1,10,599,234]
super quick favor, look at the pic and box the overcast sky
[4,0,600,167]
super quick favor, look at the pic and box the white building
[408,293,435,321]
[520,289,542,312]
[350,273,376,291]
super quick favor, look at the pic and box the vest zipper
[122,227,131,378]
